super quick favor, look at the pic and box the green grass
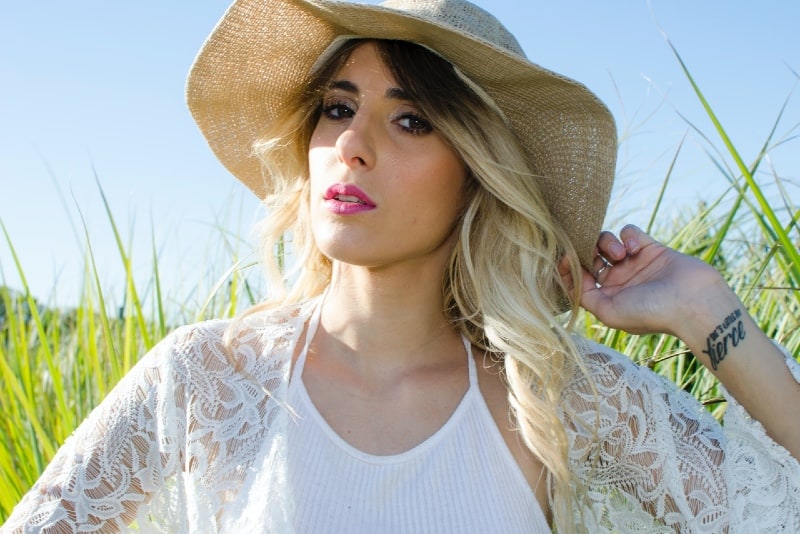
[578,41,800,419]
[0,185,262,518]
[1,45,798,522]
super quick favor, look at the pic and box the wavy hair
[246,39,594,532]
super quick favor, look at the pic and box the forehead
[333,42,398,87]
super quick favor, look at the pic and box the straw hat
[187,0,617,270]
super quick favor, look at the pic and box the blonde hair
[249,39,593,532]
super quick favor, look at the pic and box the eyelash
[321,100,355,120]
[395,112,433,135]
[320,99,433,136]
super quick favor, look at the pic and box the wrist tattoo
[701,308,746,370]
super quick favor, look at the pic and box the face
[308,42,468,273]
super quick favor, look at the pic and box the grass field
[1,46,798,522]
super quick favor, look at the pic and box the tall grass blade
[646,133,685,234]
[666,39,800,294]
[0,220,68,446]
[93,169,153,351]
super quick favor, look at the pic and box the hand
[562,225,800,460]
[560,224,729,337]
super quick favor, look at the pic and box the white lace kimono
[4,299,799,532]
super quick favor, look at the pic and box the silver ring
[594,256,612,279]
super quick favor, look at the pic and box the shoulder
[564,336,689,397]
[561,336,720,440]
[561,336,654,401]
[146,299,316,386]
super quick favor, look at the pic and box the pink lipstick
[324,184,376,214]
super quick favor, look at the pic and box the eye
[321,99,355,121]
[395,112,433,135]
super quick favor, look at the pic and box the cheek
[308,144,326,171]
[309,203,340,260]
[308,146,332,193]
[308,122,337,171]
[428,159,467,213]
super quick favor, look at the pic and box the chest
[285,369,549,533]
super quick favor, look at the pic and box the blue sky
[2,1,798,308]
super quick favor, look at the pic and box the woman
[4,0,799,532]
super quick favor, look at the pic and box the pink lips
[323,184,376,215]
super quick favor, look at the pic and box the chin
[320,248,383,269]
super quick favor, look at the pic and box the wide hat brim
[187,0,617,272]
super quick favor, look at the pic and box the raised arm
[564,224,800,459]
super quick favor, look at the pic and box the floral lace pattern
[4,302,799,532]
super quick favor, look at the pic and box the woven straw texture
[187,0,617,269]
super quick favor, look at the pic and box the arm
[563,339,800,532]
[2,334,184,533]
[564,224,800,460]
[3,310,302,533]
[562,342,729,532]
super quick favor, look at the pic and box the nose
[335,113,376,170]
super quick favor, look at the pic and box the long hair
[247,39,593,532]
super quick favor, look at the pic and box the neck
[317,261,461,369]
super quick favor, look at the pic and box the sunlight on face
[308,42,468,273]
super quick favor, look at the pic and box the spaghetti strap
[462,335,478,388]
[291,294,324,381]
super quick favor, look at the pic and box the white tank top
[286,303,550,533]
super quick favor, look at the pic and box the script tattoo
[701,308,746,370]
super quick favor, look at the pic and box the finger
[557,256,575,293]
[618,224,657,254]
[596,230,626,262]
[591,253,613,285]
[577,267,611,313]
[557,256,572,276]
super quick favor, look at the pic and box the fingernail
[610,242,624,257]
[626,239,639,252]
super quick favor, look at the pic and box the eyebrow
[328,80,411,101]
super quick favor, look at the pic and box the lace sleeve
[3,303,307,534]
[722,346,800,529]
[562,339,800,533]
[2,331,186,533]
